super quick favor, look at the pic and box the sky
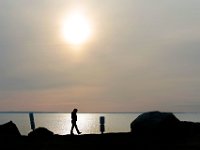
[0,0,200,112]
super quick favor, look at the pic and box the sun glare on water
[62,10,92,45]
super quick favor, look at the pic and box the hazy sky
[0,0,200,112]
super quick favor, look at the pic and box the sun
[62,11,92,45]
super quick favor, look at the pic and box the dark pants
[70,120,80,134]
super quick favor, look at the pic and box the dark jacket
[71,111,77,123]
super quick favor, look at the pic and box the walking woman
[70,108,82,135]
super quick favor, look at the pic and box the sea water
[0,112,200,136]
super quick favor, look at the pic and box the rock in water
[130,111,180,136]
[28,127,54,137]
[0,121,21,136]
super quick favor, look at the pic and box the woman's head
[73,108,78,112]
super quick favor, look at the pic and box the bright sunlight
[62,10,92,45]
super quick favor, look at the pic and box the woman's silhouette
[70,108,81,135]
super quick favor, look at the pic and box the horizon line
[0,111,200,114]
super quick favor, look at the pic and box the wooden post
[99,116,105,134]
[29,112,35,130]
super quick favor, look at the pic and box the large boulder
[130,111,181,136]
[0,121,21,136]
[28,127,54,137]
[179,121,200,136]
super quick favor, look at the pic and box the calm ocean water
[0,112,200,136]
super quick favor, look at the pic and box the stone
[0,121,21,136]
[28,127,54,137]
[130,111,180,136]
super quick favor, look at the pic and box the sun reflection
[77,113,97,134]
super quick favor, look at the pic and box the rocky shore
[1,111,200,150]
[2,131,200,150]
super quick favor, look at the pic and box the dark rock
[0,121,21,136]
[130,111,181,136]
[180,121,200,136]
[28,127,54,137]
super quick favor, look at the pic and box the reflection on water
[0,113,139,135]
[34,113,139,135]
[0,112,200,135]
